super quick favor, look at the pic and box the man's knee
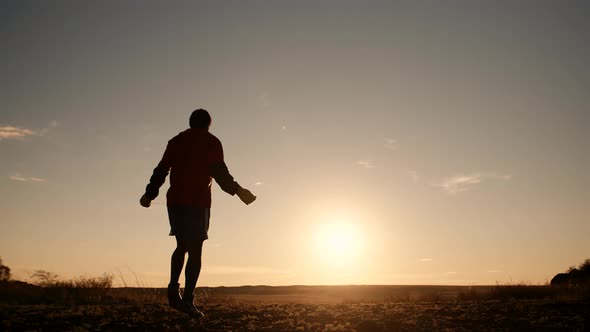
[174,246,188,255]
[174,235,189,252]
[187,241,203,256]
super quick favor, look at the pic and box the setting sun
[314,220,363,266]
[325,229,352,255]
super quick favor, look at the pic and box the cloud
[9,174,46,183]
[356,160,374,169]
[420,258,433,262]
[254,181,264,186]
[384,138,398,150]
[0,121,58,140]
[487,270,503,273]
[439,174,482,194]
[0,126,37,140]
[436,172,511,194]
[446,271,457,275]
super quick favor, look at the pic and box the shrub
[30,270,59,287]
[0,258,11,282]
[579,259,590,272]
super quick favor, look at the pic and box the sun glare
[325,227,354,255]
[314,220,362,265]
[304,206,371,283]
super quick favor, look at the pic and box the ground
[1,285,589,331]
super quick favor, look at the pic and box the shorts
[167,205,210,242]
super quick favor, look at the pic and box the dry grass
[23,270,115,304]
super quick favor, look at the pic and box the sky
[1,1,588,287]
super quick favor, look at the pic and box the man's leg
[170,237,187,285]
[182,240,204,301]
[168,237,187,307]
[172,207,207,318]
[168,206,186,292]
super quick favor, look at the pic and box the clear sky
[1,1,588,287]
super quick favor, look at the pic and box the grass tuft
[25,270,115,304]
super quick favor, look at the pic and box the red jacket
[144,128,239,207]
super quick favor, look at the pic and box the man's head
[189,109,211,129]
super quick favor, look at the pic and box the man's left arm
[209,139,256,205]
[211,161,256,205]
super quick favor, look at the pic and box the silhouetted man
[140,109,256,317]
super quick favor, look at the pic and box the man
[139,109,256,317]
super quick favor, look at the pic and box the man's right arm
[140,143,173,207]
[144,163,170,200]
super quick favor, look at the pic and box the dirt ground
[1,299,589,331]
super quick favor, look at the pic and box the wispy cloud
[439,174,482,194]
[356,160,374,169]
[446,271,457,275]
[255,181,264,186]
[9,174,46,183]
[436,172,511,194]
[0,126,37,140]
[420,258,433,262]
[384,138,398,150]
[0,121,59,141]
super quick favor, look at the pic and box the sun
[306,208,370,283]
[324,227,354,255]
[314,221,361,265]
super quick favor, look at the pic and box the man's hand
[139,194,152,208]
[237,188,256,205]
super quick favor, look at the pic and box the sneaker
[177,295,205,319]
[167,283,183,309]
